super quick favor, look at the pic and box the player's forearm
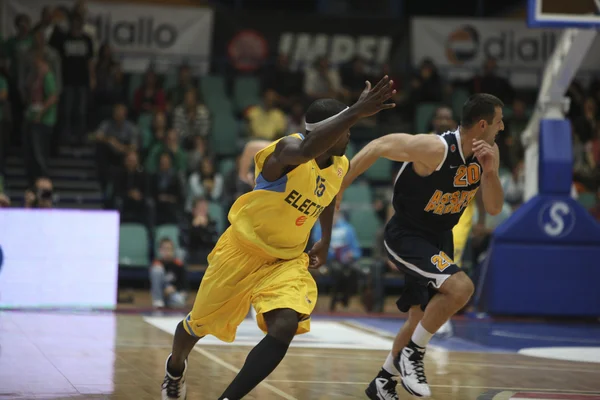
[342,141,381,190]
[299,107,361,160]
[481,171,504,216]
[318,199,336,244]
[475,190,486,225]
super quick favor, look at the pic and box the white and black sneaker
[365,369,399,400]
[394,341,431,397]
[161,354,187,400]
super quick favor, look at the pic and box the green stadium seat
[342,183,373,208]
[415,103,440,133]
[219,158,236,177]
[163,72,178,91]
[210,114,240,157]
[577,192,598,209]
[127,73,144,104]
[200,75,230,112]
[138,113,154,149]
[154,224,180,253]
[349,208,382,249]
[208,202,226,234]
[451,88,470,118]
[346,141,358,159]
[364,157,392,183]
[234,76,261,111]
[119,223,150,267]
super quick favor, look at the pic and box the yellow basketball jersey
[228,133,349,260]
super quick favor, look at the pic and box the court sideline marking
[263,380,600,395]
[194,347,298,400]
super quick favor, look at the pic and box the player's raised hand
[473,139,498,173]
[351,75,396,118]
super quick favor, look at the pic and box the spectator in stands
[93,103,139,191]
[145,128,187,175]
[56,13,94,143]
[502,97,528,169]
[48,6,70,51]
[304,56,342,102]
[430,106,456,134]
[37,7,56,43]
[94,43,125,126]
[566,80,586,120]
[341,56,370,103]
[573,97,597,144]
[186,157,223,210]
[0,71,7,186]
[180,197,218,266]
[589,124,600,170]
[245,89,287,140]
[262,54,304,110]
[500,158,525,210]
[133,69,166,117]
[151,152,184,225]
[312,210,362,311]
[114,150,149,224]
[24,176,54,208]
[173,87,211,146]
[409,58,443,104]
[149,238,187,309]
[589,187,600,221]
[167,64,197,111]
[0,192,10,208]
[23,54,58,185]
[150,111,169,149]
[573,123,597,190]
[72,0,99,56]
[187,135,208,174]
[470,57,514,104]
[287,102,305,134]
[222,154,252,213]
[19,25,62,101]
[6,14,33,142]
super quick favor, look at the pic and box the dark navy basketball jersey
[391,128,482,233]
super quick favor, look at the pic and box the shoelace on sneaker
[411,347,428,384]
[382,376,399,400]
[163,376,182,397]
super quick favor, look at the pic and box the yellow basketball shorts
[452,201,475,267]
[182,228,317,343]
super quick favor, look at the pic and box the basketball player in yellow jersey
[161,76,396,400]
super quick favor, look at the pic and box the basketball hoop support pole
[521,28,597,201]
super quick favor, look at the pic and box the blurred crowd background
[0,0,599,311]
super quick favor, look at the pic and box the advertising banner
[0,209,120,309]
[212,11,404,72]
[411,17,600,71]
[2,0,214,73]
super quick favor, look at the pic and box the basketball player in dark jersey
[339,94,505,399]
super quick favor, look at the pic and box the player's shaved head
[305,98,348,131]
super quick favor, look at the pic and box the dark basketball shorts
[383,219,462,312]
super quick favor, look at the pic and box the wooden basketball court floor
[1,310,600,400]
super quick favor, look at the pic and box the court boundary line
[193,347,298,400]
[263,380,600,395]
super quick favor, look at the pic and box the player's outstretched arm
[261,76,395,182]
[238,139,272,185]
[341,133,445,191]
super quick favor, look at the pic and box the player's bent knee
[264,308,299,343]
[439,271,474,302]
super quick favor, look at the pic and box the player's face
[329,130,350,157]
[482,107,504,144]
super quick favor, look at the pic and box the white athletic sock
[411,322,434,348]
[382,352,399,376]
